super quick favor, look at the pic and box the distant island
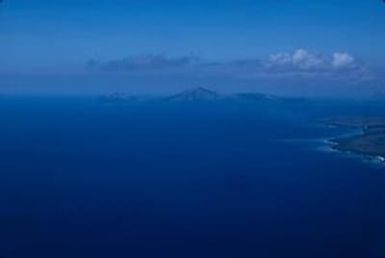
[165,87,220,102]
[98,87,288,104]
[324,117,385,160]
[97,93,141,104]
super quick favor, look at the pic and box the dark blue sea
[0,97,385,258]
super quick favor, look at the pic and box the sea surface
[0,97,385,258]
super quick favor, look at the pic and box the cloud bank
[88,49,372,81]
[265,49,364,76]
[87,55,198,72]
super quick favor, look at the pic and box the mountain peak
[167,87,220,102]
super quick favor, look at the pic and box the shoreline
[323,119,385,165]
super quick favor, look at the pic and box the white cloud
[291,49,325,69]
[263,49,370,80]
[267,49,325,70]
[332,52,355,69]
[268,49,326,71]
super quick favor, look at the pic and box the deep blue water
[0,97,385,258]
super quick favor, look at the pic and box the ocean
[0,96,384,258]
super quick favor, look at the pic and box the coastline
[323,119,385,165]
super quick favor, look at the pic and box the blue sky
[1,0,385,96]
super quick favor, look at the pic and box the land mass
[324,117,385,158]
[98,87,297,104]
